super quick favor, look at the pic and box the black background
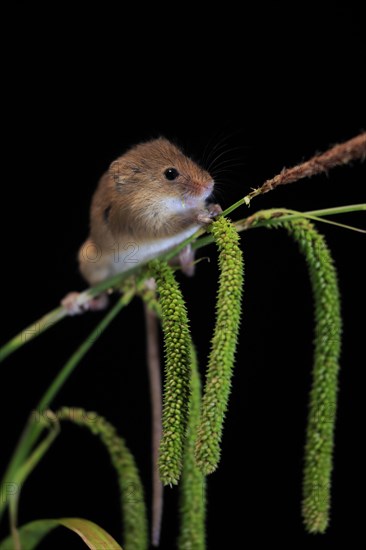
[1,4,365,549]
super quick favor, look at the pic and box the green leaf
[8,413,60,538]
[0,517,122,550]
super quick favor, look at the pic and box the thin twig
[222,132,366,214]
[144,302,163,547]
[260,132,366,194]
[190,204,366,253]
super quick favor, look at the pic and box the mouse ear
[109,160,121,181]
[109,160,125,189]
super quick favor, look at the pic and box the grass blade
[0,517,123,550]
[56,407,148,550]
[0,291,134,521]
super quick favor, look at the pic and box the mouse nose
[207,179,215,194]
[206,180,214,192]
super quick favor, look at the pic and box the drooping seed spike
[195,217,244,474]
[56,407,148,550]
[178,344,206,549]
[276,218,342,533]
[149,260,192,486]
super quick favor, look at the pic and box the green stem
[38,292,134,411]
[0,280,137,364]
[9,414,60,546]
[191,204,366,252]
[0,291,134,521]
[0,204,363,364]
[0,307,65,363]
[221,194,253,216]
[240,205,366,232]
[274,203,365,217]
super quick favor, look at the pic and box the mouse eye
[164,167,179,181]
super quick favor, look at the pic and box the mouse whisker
[201,129,236,167]
[201,128,247,170]
[202,127,247,168]
[211,158,248,172]
[207,146,249,174]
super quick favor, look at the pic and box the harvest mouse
[61,137,221,546]
[62,137,221,313]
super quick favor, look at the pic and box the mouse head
[110,138,214,203]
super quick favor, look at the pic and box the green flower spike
[279,219,342,533]
[56,407,148,550]
[178,345,206,550]
[149,260,192,486]
[195,217,244,474]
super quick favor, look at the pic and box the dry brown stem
[260,132,366,194]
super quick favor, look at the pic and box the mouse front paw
[197,203,222,225]
[207,203,223,217]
